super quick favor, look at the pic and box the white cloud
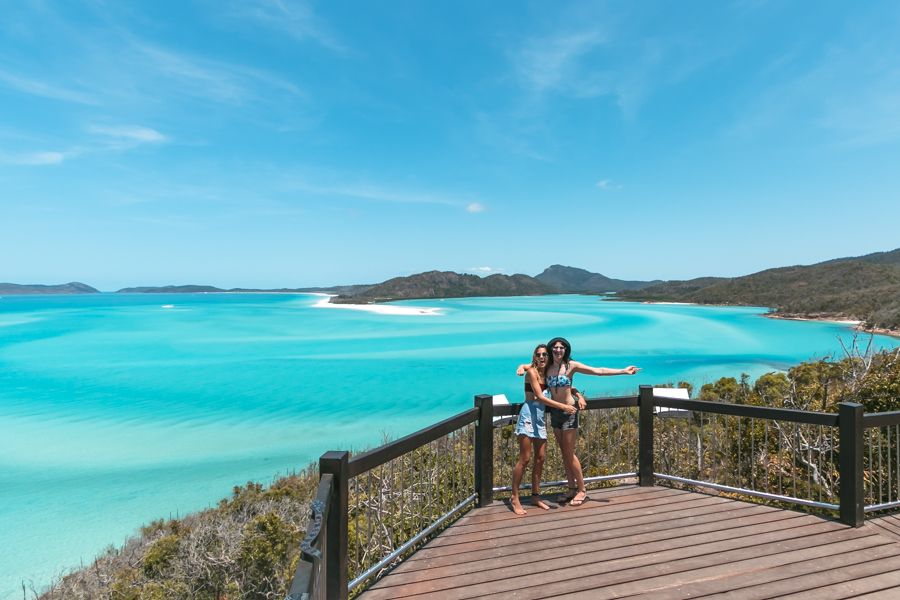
[596,179,623,190]
[515,30,607,93]
[89,125,168,143]
[0,68,97,105]
[228,0,344,52]
[469,266,504,274]
[0,150,79,166]
[286,175,482,212]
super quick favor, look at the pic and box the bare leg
[511,435,532,515]
[530,439,550,510]
[553,427,577,502]
[560,429,588,505]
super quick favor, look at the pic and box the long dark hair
[546,337,572,368]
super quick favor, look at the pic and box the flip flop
[557,488,577,504]
[569,491,589,506]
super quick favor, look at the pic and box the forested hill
[535,265,661,293]
[0,282,99,294]
[331,270,555,303]
[617,249,900,330]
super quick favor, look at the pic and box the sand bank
[311,294,442,316]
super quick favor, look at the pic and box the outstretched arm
[570,361,639,376]
[516,363,530,377]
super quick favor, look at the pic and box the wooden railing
[287,386,899,599]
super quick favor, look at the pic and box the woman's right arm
[526,368,576,413]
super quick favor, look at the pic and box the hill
[617,248,900,331]
[535,265,661,293]
[331,270,555,303]
[0,282,99,295]
[117,285,226,293]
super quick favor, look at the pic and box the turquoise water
[1,293,898,596]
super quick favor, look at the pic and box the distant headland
[4,246,899,334]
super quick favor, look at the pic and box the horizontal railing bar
[865,500,900,513]
[863,412,900,428]
[492,395,640,417]
[492,472,637,493]
[348,408,478,477]
[655,398,838,426]
[348,492,478,593]
[584,395,640,410]
[655,473,839,511]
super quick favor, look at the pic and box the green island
[6,248,898,335]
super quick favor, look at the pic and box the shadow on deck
[361,485,900,599]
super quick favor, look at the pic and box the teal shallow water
[1,293,898,596]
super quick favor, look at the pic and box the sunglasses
[552,346,567,351]
[535,352,548,357]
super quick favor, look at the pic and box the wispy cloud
[0,67,97,105]
[88,124,170,148]
[226,0,344,52]
[287,177,483,212]
[729,24,900,147]
[0,149,80,166]
[595,179,623,190]
[514,30,607,93]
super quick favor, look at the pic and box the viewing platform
[289,387,900,599]
[361,485,900,599]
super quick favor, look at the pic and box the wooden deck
[360,485,900,599]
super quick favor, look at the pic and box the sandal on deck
[557,488,578,504]
[569,491,589,506]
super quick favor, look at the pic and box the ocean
[1,292,898,597]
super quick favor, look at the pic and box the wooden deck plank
[357,486,900,600]
[364,522,859,598]
[619,544,900,599]
[482,531,883,600]
[408,495,759,563]
[773,569,900,599]
[398,505,791,573]
[591,543,900,600]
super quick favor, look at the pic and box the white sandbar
[311,295,442,316]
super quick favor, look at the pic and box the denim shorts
[550,407,579,430]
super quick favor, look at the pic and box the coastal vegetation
[331,270,555,303]
[534,264,660,293]
[0,282,99,294]
[617,248,900,331]
[33,346,900,600]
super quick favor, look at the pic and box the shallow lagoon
[1,293,898,596]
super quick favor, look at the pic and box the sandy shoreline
[637,300,900,339]
[764,313,900,338]
[311,294,442,316]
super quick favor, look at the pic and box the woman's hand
[622,366,639,375]
[577,396,587,410]
[563,404,577,415]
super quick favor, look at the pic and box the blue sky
[2,1,899,290]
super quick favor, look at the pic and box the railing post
[839,402,865,527]
[474,394,494,507]
[638,385,654,487]
[320,450,349,600]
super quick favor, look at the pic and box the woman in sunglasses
[511,344,577,515]
[546,337,639,506]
